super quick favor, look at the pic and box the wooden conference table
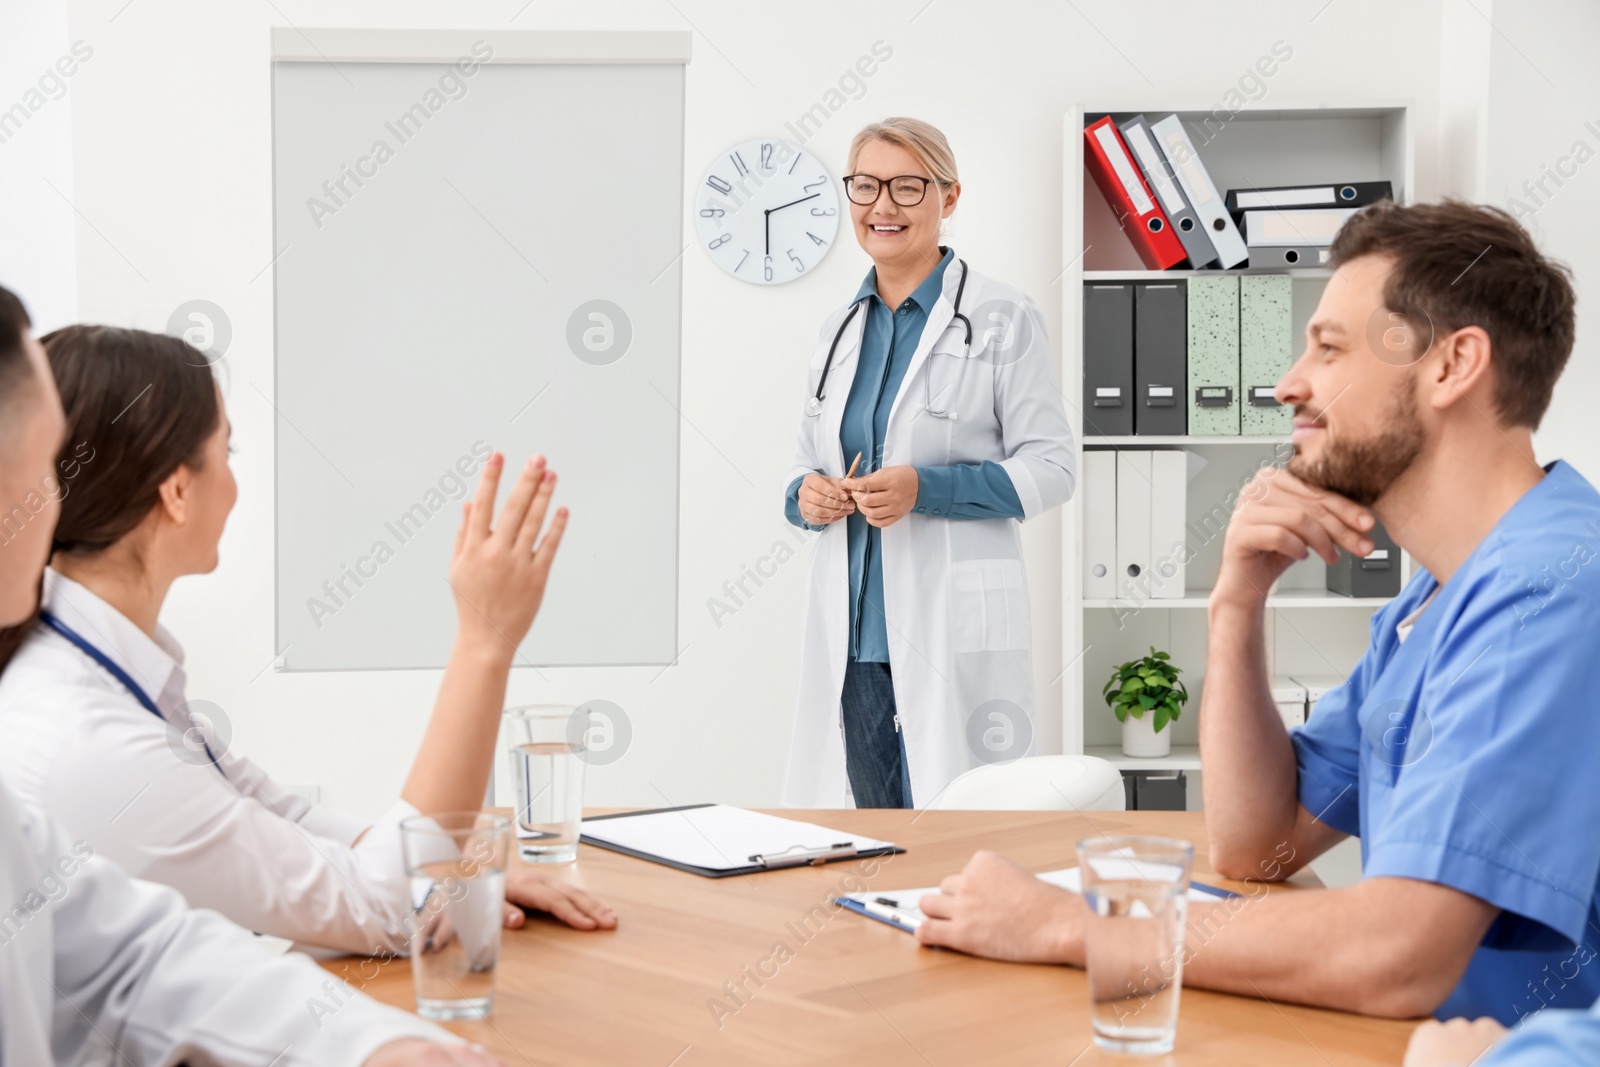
[327,809,1415,1066]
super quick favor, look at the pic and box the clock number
[788,153,802,175]
[731,152,748,177]
[788,249,804,272]
[807,231,826,246]
[700,207,725,218]
[763,255,773,282]
[761,143,773,170]
[810,207,835,216]
[802,175,826,194]
[708,233,731,250]
[706,175,733,194]
[735,250,749,272]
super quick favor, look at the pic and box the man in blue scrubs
[915,200,1600,1024]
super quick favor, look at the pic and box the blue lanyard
[39,609,226,776]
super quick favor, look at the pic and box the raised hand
[449,453,568,657]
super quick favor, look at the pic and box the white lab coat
[0,569,420,957]
[781,259,1075,807]
[0,781,451,1066]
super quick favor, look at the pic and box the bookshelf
[1060,102,1415,775]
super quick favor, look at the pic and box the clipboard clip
[750,841,859,869]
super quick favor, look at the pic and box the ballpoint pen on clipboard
[750,841,860,869]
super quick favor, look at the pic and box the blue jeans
[841,659,912,808]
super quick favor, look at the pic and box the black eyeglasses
[842,173,941,207]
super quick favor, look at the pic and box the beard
[1289,388,1424,507]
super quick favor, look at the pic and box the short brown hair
[1328,199,1575,429]
[0,284,34,412]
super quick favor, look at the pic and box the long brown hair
[0,326,221,670]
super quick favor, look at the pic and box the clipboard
[580,803,905,878]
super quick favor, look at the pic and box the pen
[861,897,923,931]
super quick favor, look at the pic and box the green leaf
[1122,677,1144,694]
[1154,706,1171,732]
[1113,705,1127,723]
[1154,651,1170,660]
[1138,693,1158,710]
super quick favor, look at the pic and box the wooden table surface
[328,808,1415,1066]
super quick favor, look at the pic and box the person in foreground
[914,200,1600,1023]
[0,285,499,1064]
[1406,999,1600,1065]
[0,320,615,955]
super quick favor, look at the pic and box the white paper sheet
[843,862,1229,929]
[580,804,896,871]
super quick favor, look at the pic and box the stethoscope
[806,257,973,421]
[39,609,227,777]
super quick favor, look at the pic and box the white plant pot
[1121,712,1171,758]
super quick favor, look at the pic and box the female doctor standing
[782,118,1075,809]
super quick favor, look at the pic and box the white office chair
[926,755,1126,812]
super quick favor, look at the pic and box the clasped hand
[800,466,919,528]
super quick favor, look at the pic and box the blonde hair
[847,118,959,185]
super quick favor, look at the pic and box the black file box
[1326,520,1401,598]
[1122,770,1188,811]
[1083,283,1134,436]
[1134,281,1187,435]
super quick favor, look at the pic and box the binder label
[1093,125,1153,215]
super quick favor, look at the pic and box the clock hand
[767,192,818,256]
[768,192,821,214]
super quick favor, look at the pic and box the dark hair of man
[1328,199,1576,429]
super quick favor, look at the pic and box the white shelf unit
[1083,588,1396,610]
[1060,101,1415,778]
[1084,268,1332,282]
[1085,745,1202,772]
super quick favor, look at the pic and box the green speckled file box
[1240,275,1293,434]
[1186,276,1240,435]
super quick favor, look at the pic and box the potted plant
[1103,647,1189,758]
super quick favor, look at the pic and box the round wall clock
[695,138,840,285]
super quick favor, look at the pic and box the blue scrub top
[785,247,1023,662]
[1292,460,1600,1025]
[1480,996,1600,1064]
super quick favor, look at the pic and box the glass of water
[1077,835,1195,1055]
[399,811,511,1021]
[503,705,588,863]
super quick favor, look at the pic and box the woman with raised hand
[0,286,503,1065]
[0,323,616,956]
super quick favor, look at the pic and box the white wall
[0,0,79,331]
[49,0,1592,818]
[1475,0,1600,482]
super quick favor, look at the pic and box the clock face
[696,138,840,285]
